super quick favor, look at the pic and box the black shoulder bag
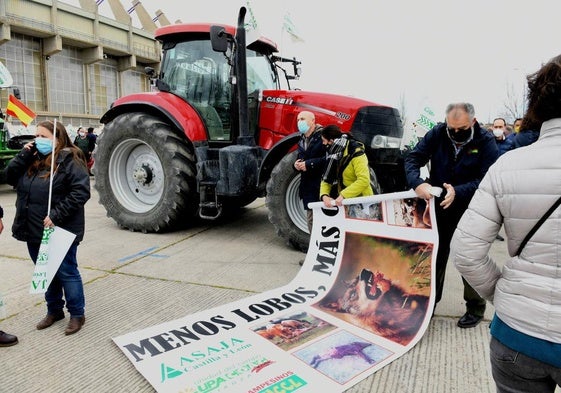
[515,196,561,256]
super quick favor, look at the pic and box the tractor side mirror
[210,26,229,53]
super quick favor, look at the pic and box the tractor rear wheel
[94,112,197,232]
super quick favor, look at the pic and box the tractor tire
[266,151,383,252]
[94,112,197,232]
[266,151,309,252]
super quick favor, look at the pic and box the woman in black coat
[6,120,90,336]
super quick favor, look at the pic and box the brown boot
[65,316,85,335]
[36,312,65,330]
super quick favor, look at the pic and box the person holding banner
[0,204,19,347]
[319,125,373,207]
[451,55,561,392]
[404,103,499,328]
[293,111,325,233]
[6,120,90,336]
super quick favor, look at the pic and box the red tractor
[96,7,407,251]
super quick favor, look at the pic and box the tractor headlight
[371,135,401,149]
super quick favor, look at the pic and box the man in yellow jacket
[319,125,373,207]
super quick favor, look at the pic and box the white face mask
[492,128,504,138]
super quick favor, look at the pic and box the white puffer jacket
[451,118,561,344]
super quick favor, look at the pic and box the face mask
[79,131,86,137]
[514,125,521,133]
[35,137,53,155]
[447,126,473,144]
[297,120,310,134]
[492,128,504,138]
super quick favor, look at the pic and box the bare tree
[501,80,526,122]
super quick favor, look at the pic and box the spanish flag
[6,94,36,126]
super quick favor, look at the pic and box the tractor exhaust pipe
[234,7,254,146]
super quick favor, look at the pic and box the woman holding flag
[6,120,90,335]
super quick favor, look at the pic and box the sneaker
[0,330,18,347]
[457,312,483,328]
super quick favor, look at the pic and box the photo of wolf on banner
[6,120,90,336]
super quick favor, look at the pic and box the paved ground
[0,179,545,392]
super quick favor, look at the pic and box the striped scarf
[322,135,348,185]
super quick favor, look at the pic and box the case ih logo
[265,96,294,105]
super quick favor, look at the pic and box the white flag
[283,12,304,43]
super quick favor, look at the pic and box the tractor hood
[259,89,404,148]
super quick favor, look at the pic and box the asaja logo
[161,363,184,380]
[159,337,250,383]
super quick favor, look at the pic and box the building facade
[0,0,160,132]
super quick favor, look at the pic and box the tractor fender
[100,93,207,142]
[257,133,300,192]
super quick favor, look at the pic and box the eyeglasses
[446,126,471,133]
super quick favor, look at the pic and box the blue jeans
[490,337,561,393]
[28,242,85,318]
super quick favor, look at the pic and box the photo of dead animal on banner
[388,197,432,228]
[293,330,393,384]
[315,232,433,346]
[344,202,383,222]
[251,312,336,351]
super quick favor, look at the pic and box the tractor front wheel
[95,112,197,232]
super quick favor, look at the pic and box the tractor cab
[150,21,300,145]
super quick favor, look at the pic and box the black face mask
[447,126,473,144]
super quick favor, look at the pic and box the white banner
[30,226,76,294]
[113,191,438,392]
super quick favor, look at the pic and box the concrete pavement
[0,179,533,392]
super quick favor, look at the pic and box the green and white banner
[29,226,76,294]
[0,60,13,88]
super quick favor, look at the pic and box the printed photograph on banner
[314,232,433,346]
[293,330,393,384]
[387,197,432,228]
[344,202,383,221]
[251,311,335,351]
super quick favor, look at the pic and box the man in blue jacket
[405,102,499,328]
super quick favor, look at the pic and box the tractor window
[246,52,275,93]
[160,42,274,142]
[161,40,231,141]
[246,51,275,136]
